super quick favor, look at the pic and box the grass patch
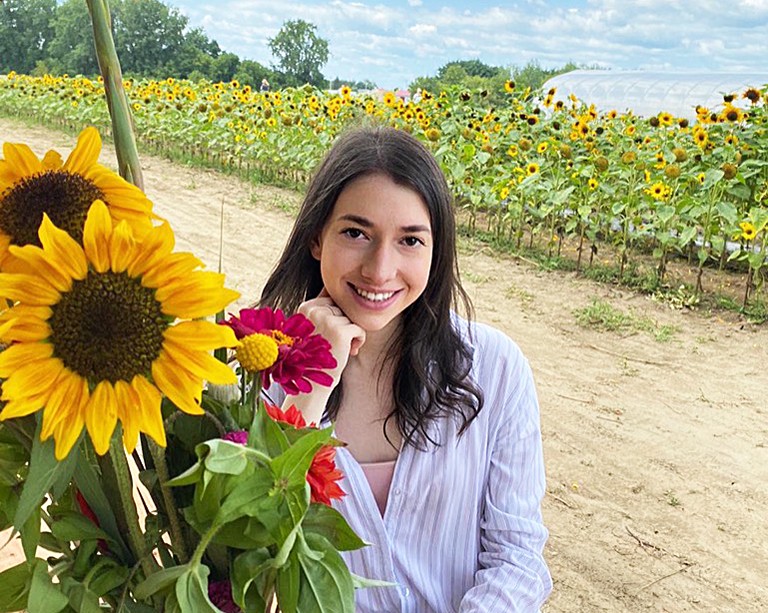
[574,298,678,341]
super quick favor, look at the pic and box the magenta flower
[208,579,240,613]
[223,430,248,445]
[221,307,337,395]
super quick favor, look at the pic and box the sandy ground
[1,118,767,612]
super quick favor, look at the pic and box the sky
[169,0,768,90]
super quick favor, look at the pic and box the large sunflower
[0,126,155,266]
[0,201,239,459]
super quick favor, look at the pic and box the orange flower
[265,403,345,505]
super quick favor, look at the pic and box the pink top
[359,459,397,516]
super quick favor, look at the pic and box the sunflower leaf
[0,562,30,613]
[27,559,68,613]
[14,419,78,532]
[272,427,332,490]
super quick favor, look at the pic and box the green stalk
[86,0,144,189]
[147,440,190,564]
[105,438,160,578]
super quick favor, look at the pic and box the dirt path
[1,119,767,612]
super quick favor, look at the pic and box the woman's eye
[342,228,365,239]
[403,236,424,247]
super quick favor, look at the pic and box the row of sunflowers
[1,72,766,308]
[0,126,374,611]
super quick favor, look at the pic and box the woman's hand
[285,289,365,424]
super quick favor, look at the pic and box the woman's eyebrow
[337,214,431,234]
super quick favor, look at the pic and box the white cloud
[409,23,437,36]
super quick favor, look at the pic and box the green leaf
[249,405,290,458]
[303,504,368,551]
[350,573,397,590]
[62,581,101,613]
[20,506,40,563]
[174,564,220,613]
[134,564,188,600]
[50,512,112,544]
[678,226,698,247]
[276,553,300,613]
[272,428,331,489]
[14,420,78,531]
[0,563,30,613]
[73,449,129,561]
[27,559,69,613]
[231,548,272,611]
[86,561,130,597]
[215,467,274,525]
[297,533,355,613]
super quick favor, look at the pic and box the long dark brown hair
[260,124,483,448]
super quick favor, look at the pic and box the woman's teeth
[355,288,395,302]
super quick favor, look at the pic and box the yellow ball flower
[236,333,279,373]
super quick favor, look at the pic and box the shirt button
[395,489,402,495]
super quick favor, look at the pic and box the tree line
[1,0,579,93]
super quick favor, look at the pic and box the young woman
[260,125,552,611]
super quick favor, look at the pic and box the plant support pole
[86,0,144,189]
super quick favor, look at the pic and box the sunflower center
[49,271,168,383]
[0,170,103,247]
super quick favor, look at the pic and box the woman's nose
[361,243,396,284]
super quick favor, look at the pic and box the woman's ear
[310,235,322,261]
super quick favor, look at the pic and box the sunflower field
[1,72,767,313]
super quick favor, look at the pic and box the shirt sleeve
[459,353,552,612]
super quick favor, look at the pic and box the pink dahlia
[221,307,337,395]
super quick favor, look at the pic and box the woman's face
[311,173,433,336]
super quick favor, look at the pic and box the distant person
[260,78,270,92]
[261,125,552,611]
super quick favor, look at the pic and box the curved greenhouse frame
[542,70,768,120]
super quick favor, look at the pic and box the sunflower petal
[0,272,60,305]
[83,200,112,273]
[0,342,54,377]
[161,339,237,385]
[126,222,175,277]
[6,243,72,292]
[151,351,204,415]
[42,150,63,170]
[0,393,47,420]
[109,220,136,273]
[131,376,165,447]
[142,252,205,287]
[115,379,141,453]
[157,273,240,319]
[38,214,88,281]
[1,142,43,181]
[85,381,118,455]
[41,370,83,439]
[2,356,62,399]
[64,126,102,173]
[164,320,238,351]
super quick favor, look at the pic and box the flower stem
[104,437,160,578]
[147,440,189,564]
[190,522,221,568]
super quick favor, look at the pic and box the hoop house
[542,69,768,120]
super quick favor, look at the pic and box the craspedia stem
[86,0,144,189]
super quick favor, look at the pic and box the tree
[168,26,221,78]
[233,59,274,89]
[0,0,57,73]
[47,0,99,76]
[268,19,328,88]
[112,0,187,76]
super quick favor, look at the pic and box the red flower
[265,403,345,506]
[75,490,109,552]
[221,307,337,395]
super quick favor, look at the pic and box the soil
[1,118,767,612]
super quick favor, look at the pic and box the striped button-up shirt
[272,316,552,611]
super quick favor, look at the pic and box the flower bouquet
[0,127,376,612]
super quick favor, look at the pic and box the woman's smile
[311,173,433,337]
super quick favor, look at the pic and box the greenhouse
[541,69,768,120]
